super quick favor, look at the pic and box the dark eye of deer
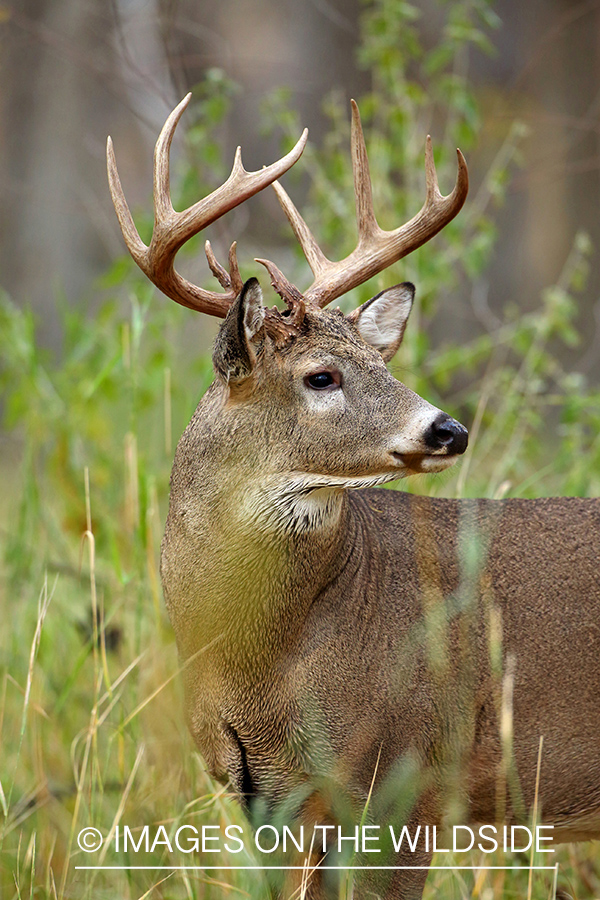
[305,371,339,390]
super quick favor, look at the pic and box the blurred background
[2,0,600,358]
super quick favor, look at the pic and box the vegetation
[1,0,599,897]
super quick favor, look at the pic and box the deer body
[160,298,600,898]
[164,439,600,833]
[108,97,600,898]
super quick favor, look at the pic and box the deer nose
[425,413,468,455]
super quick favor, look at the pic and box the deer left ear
[349,282,415,362]
[212,278,265,383]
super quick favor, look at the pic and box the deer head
[107,94,469,522]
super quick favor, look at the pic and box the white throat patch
[243,471,401,535]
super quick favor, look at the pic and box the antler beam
[258,99,468,309]
[107,93,308,318]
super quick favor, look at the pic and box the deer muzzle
[424,413,469,455]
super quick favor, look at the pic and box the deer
[107,94,600,899]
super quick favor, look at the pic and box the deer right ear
[212,278,265,383]
[349,282,415,362]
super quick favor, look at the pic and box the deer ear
[212,278,265,383]
[349,282,415,362]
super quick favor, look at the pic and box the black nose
[425,413,469,455]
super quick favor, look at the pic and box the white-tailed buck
[108,95,600,899]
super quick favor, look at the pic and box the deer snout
[424,413,468,455]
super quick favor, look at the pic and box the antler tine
[204,240,244,295]
[153,93,191,221]
[350,99,378,242]
[204,239,230,289]
[228,241,244,295]
[107,96,309,318]
[107,136,147,267]
[271,180,330,276]
[424,134,440,203]
[255,257,306,308]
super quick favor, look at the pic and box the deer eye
[305,370,341,391]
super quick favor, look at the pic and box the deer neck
[161,389,357,666]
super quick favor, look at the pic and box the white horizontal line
[75,865,558,871]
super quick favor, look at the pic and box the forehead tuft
[279,306,368,356]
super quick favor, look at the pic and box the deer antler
[257,99,468,309]
[107,93,308,318]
